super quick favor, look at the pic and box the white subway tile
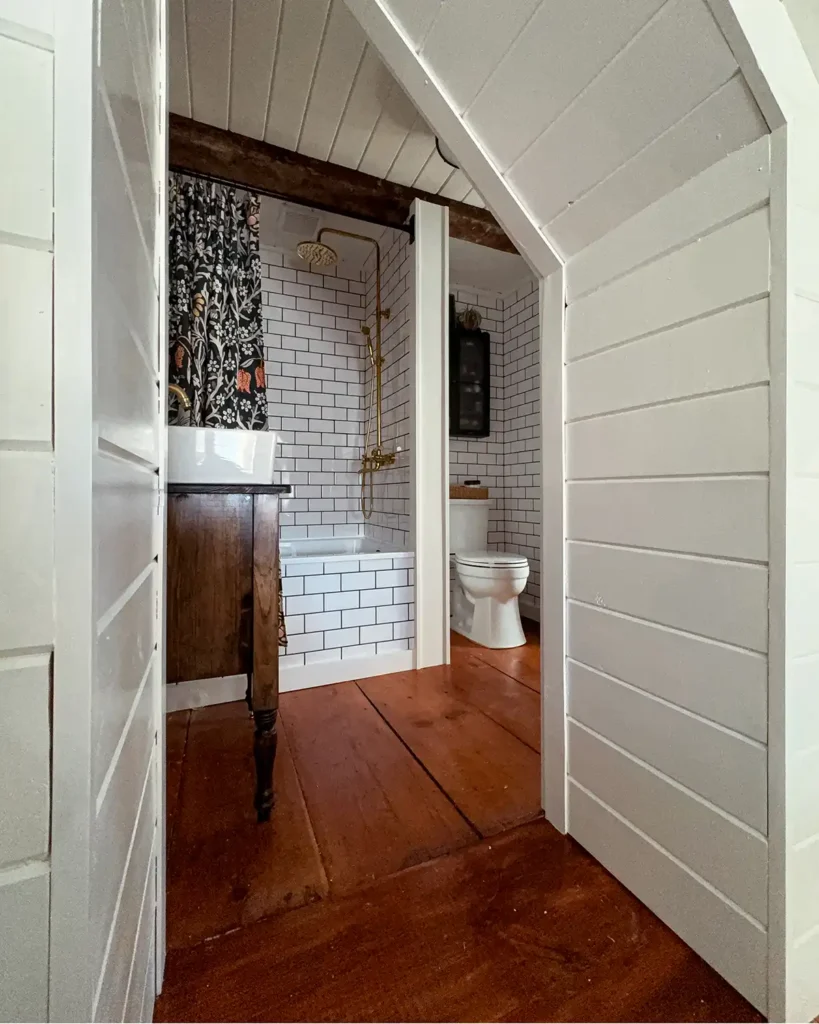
[305,648,342,665]
[341,643,377,660]
[279,653,306,668]
[324,590,359,611]
[304,610,341,633]
[341,570,376,591]
[341,607,376,628]
[324,626,360,648]
[360,623,393,644]
[304,574,341,594]
[286,594,325,616]
[286,631,326,655]
[376,604,409,624]
[375,569,407,588]
[377,639,409,653]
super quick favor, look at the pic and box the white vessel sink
[168,426,279,484]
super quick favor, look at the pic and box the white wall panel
[0,35,52,241]
[566,299,769,421]
[566,207,770,359]
[93,452,156,622]
[387,0,442,47]
[548,75,768,258]
[568,541,768,652]
[569,783,767,1009]
[566,136,771,301]
[569,722,768,921]
[228,0,282,139]
[467,0,665,171]
[507,0,738,227]
[94,779,155,1023]
[95,93,157,362]
[569,661,767,831]
[91,680,154,987]
[263,0,331,151]
[421,0,541,115]
[124,845,156,1023]
[567,387,769,480]
[186,0,231,127]
[0,452,54,651]
[93,573,156,801]
[0,0,52,35]
[567,477,768,562]
[0,245,52,444]
[0,657,50,868]
[0,868,49,1022]
[567,601,767,741]
[298,0,365,161]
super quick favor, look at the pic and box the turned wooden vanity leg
[251,492,281,824]
[253,707,277,822]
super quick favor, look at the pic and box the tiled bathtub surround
[362,227,412,547]
[262,245,367,542]
[450,279,541,613]
[280,551,415,689]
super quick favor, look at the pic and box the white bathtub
[279,535,409,563]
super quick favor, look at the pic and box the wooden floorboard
[359,669,542,836]
[156,818,761,1024]
[438,652,540,752]
[457,637,542,693]
[166,702,327,950]
[280,681,477,896]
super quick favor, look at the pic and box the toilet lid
[455,550,528,568]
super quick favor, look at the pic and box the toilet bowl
[451,551,530,649]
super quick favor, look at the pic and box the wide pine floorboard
[158,624,760,1023]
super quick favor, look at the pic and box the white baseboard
[280,650,414,692]
[166,651,415,710]
[519,596,541,622]
[166,674,247,712]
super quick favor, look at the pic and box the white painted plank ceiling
[169,0,478,204]
[389,0,769,255]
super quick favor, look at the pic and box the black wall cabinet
[449,296,491,438]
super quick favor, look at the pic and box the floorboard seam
[352,678,485,840]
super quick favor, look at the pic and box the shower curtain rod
[169,164,413,236]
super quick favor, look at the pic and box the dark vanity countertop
[168,483,292,495]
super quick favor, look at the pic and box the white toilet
[449,498,530,649]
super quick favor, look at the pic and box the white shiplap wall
[50,0,164,1021]
[0,3,54,1019]
[563,138,772,1012]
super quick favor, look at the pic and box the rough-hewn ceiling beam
[169,114,517,254]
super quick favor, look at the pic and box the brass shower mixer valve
[363,446,396,471]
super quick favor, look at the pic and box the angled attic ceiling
[167,0,484,209]
[353,0,771,260]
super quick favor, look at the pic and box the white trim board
[280,650,414,693]
[167,651,416,709]
[165,675,247,713]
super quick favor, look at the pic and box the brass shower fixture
[297,227,395,518]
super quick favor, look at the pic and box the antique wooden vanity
[166,482,291,822]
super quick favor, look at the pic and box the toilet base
[451,588,527,649]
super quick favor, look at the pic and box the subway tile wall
[280,553,415,670]
[262,245,368,541]
[449,279,541,611]
[362,228,412,547]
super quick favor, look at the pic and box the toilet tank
[449,499,491,555]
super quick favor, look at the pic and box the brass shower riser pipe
[314,227,388,453]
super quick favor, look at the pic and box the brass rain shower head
[296,239,338,267]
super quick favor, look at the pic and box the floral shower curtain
[168,173,267,429]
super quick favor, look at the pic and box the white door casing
[50,0,166,1020]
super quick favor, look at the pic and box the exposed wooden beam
[169,114,517,255]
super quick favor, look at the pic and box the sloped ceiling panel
[386,0,769,257]
[168,0,482,206]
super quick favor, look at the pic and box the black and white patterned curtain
[168,173,267,429]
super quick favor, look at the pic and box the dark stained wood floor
[157,624,761,1023]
